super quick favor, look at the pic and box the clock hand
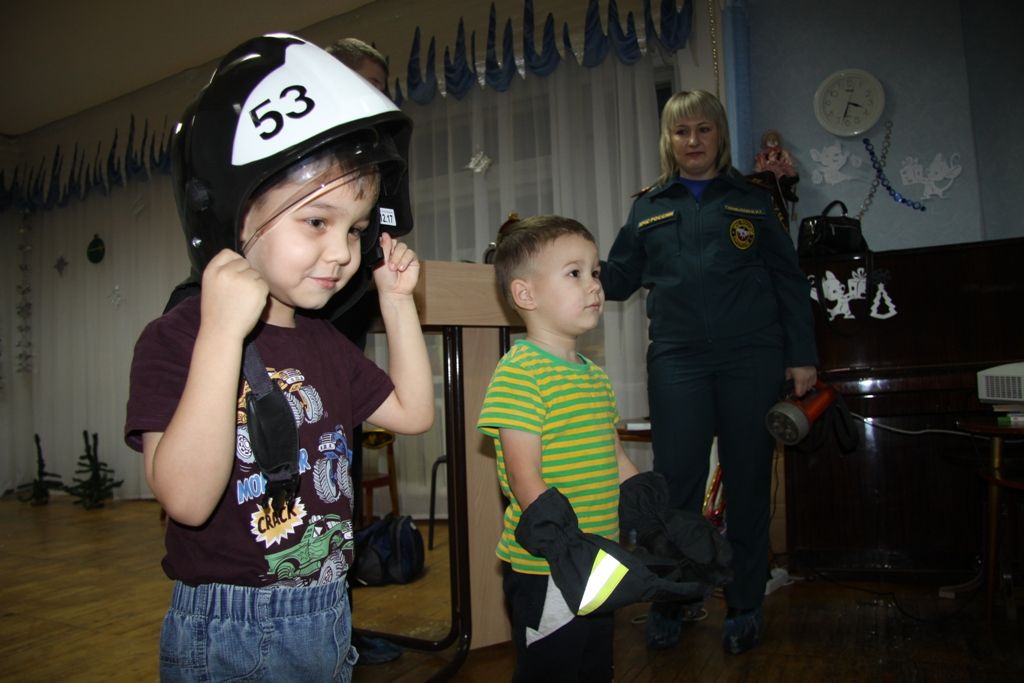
[842,100,865,123]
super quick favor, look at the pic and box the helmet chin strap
[240,167,377,256]
[242,341,300,522]
[237,249,376,520]
[235,167,390,515]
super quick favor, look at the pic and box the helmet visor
[241,129,405,255]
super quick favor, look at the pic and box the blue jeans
[160,579,357,682]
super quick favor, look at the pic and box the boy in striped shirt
[478,215,641,682]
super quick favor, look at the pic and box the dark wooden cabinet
[787,238,1024,575]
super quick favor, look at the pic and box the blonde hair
[657,90,731,185]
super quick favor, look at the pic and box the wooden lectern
[367,261,520,679]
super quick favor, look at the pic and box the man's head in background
[327,37,388,94]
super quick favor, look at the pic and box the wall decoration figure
[16,216,33,373]
[820,270,855,319]
[466,149,493,175]
[808,267,899,322]
[899,153,962,200]
[846,267,869,300]
[109,285,124,309]
[87,234,106,263]
[870,283,898,319]
[54,255,69,275]
[810,142,862,185]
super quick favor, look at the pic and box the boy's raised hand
[373,232,420,298]
[201,248,268,339]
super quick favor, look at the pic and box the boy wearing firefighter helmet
[125,34,432,681]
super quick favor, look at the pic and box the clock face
[813,69,885,137]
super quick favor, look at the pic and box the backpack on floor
[352,513,425,586]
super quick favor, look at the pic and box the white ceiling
[0,0,375,136]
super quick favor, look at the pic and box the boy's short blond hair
[492,215,595,307]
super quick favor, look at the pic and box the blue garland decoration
[405,28,438,105]
[608,1,643,66]
[863,136,926,212]
[444,20,479,100]
[649,0,694,54]
[523,3,561,75]
[2,0,692,213]
[401,0,692,103]
[581,0,610,67]
[484,5,518,93]
[0,115,172,214]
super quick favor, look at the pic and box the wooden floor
[2,495,1023,682]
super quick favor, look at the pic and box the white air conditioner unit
[978,362,1024,404]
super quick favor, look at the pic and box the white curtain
[1,178,189,499]
[384,55,664,517]
[0,208,31,496]
[2,54,676,516]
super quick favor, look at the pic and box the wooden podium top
[414,260,522,327]
[370,260,523,329]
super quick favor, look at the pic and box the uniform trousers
[647,324,784,610]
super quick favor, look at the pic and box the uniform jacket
[601,169,817,367]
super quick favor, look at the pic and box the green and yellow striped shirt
[477,340,620,574]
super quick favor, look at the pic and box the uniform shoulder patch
[637,211,676,229]
[631,184,654,199]
[723,204,766,217]
[729,218,756,250]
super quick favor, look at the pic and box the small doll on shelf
[754,128,800,211]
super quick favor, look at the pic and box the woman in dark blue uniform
[601,90,818,655]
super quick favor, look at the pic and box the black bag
[798,200,869,257]
[352,514,425,586]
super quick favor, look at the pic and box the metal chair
[428,454,447,549]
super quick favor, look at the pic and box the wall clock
[813,69,885,137]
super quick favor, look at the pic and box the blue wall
[960,0,1019,241]
[744,0,1013,251]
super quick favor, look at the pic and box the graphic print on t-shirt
[251,498,308,548]
[232,365,357,585]
[313,425,355,504]
[263,513,351,583]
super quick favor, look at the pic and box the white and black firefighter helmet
[171,32,413,277]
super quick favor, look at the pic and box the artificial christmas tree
[65,431,122,509]
[17,434,64,505]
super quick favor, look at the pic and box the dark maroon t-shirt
[125,296,394,587]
